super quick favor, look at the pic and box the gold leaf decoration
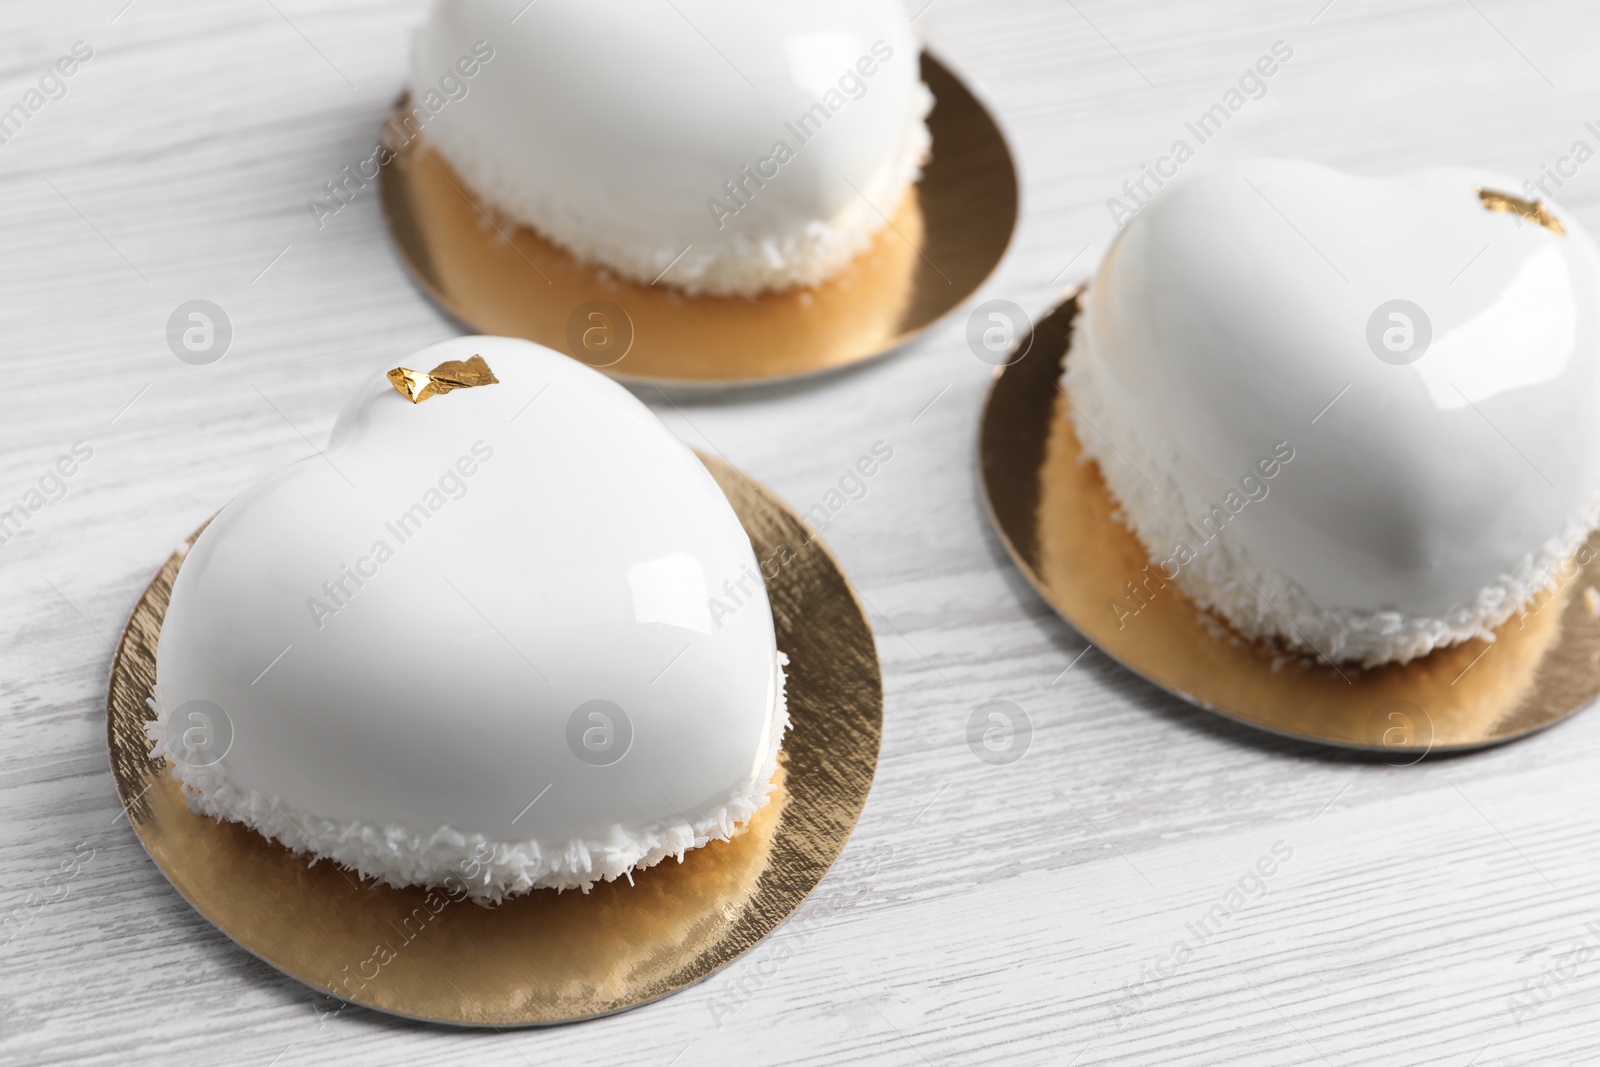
[386,354,500,404]
[1478,187,1566,236]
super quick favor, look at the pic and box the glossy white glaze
[150,336,786,896]
[1066,159,1600,665]
[408,0,931,295]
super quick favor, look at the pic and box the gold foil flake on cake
[1477,188,1566,236]
[386,354,500,404]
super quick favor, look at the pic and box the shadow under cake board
[380,52,1018,386]
[106,455,883,1027]
[979,291,1600,754]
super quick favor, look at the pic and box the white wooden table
[4,1,1599,1063]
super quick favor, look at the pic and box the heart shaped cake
[1065,159,1600,666]
[147,337,788,901]
[406,0,931,296]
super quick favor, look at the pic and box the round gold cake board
[979,290,1600,755]
[378,52,1017,386]
[106,455,883,1027]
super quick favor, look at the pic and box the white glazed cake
[148,336,788,901]
[407,0,932,296]
[1065,159,1600,667]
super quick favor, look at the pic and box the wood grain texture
[3,1,1599,1064]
